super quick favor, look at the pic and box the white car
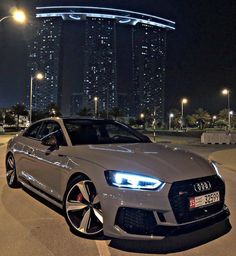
[6,117,230,239]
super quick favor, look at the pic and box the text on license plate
[189,191,220,209]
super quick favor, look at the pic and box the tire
[6,153,20,188]
[63,176,103,238]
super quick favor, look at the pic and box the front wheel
[6,153,20,188]
[63,176,103,238]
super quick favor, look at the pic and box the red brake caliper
[76,193,83,202]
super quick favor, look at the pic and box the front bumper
[100,175,229,240]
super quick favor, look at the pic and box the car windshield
[63,119,150,145]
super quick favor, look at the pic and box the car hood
[67,143,215,183]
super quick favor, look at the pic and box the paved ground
[0,134,236,256]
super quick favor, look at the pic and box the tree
[109,107,123,120]
[192,108,211,129]
[78,107,92,116]
[11,103,28,130]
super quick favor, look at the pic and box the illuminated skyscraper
[132,24,167,122]
[83,18,117,113]
[27,17,62,112]
[30,6,175,119]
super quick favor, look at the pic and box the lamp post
[181,98,188,130]
[222,89,231,129]
[29,72,44,124]
[0,9,26,23]
[169,113,174,130]
[94,96,98,118]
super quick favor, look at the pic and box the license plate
[189,191,220,209]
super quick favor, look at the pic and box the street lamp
[29,72,44,124]
[94,96,98,118]
[169,113,174,130]
[181,98,188,129]
[0,9,26,23]
[222,88,231,129]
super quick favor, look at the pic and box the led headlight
[105,171,165,190]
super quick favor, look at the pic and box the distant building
[70,93,83,116]
[29,6,175,120]
[27,17,63,112]
[132,24,167,122]
[83,18,117,113]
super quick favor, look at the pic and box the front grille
[169,175,225,224]
[115,207,157,235]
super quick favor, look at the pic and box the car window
[38,121,67,146]
[23,122,43,139]
[64,120,148,145]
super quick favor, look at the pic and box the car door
[16,121,44,185]
[32,120,70,202]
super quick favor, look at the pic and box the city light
[181,98,188,130]
[12,10,26,23]
[35,72,44,80]
[140,113,145,119]
[0,8,26,23]
[221,88,231,129]
[94,96,98,118]
[222,89,229,95]
[169,113,174,130]
[29,72,44,124]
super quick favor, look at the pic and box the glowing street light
[29,72,44,124]
[0,9,26,23]
[169,113,174,130]
[12,10,26,23]
[181,98,188,129]
[140,113,145,119]
[94,96,98,118]
[221,88,231,129]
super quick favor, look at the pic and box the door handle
[58,154,67,157]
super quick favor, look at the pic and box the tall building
[70,93,83,116]
[132,24,167,122]
[27,17,62,112]
[31,6,175,119]
[83,18,117,113]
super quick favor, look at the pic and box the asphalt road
[0,135,235,256]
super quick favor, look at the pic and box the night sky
[0,0,235,115]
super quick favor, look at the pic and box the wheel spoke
[77,181,90,202]
[9,171,15,184]
[66,200,87,212]
[92,195,100,204]
[6,169,14,177]
[8,158,14,169]
[78,208,91,233]
[93,208,103,224]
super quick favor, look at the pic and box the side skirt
[19,179,63,209]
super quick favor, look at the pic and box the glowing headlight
[105,171,165,190]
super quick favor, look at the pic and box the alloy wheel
[6,154,19,188]
[65,179,103,236]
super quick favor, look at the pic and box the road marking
[95,240,111,256]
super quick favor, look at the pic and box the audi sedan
[6,117,229,239]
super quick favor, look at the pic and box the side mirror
[42,135,58,149]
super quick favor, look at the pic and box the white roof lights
[36,6,175,30]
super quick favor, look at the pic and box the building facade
[29,6,175,121]
[132,24,167,121]
[27,17,62,113]
[83,18,117,113]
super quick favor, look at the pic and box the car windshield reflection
[63,119,150,145]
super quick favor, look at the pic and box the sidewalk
[209,149,236,172]
[0,135,13,146]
